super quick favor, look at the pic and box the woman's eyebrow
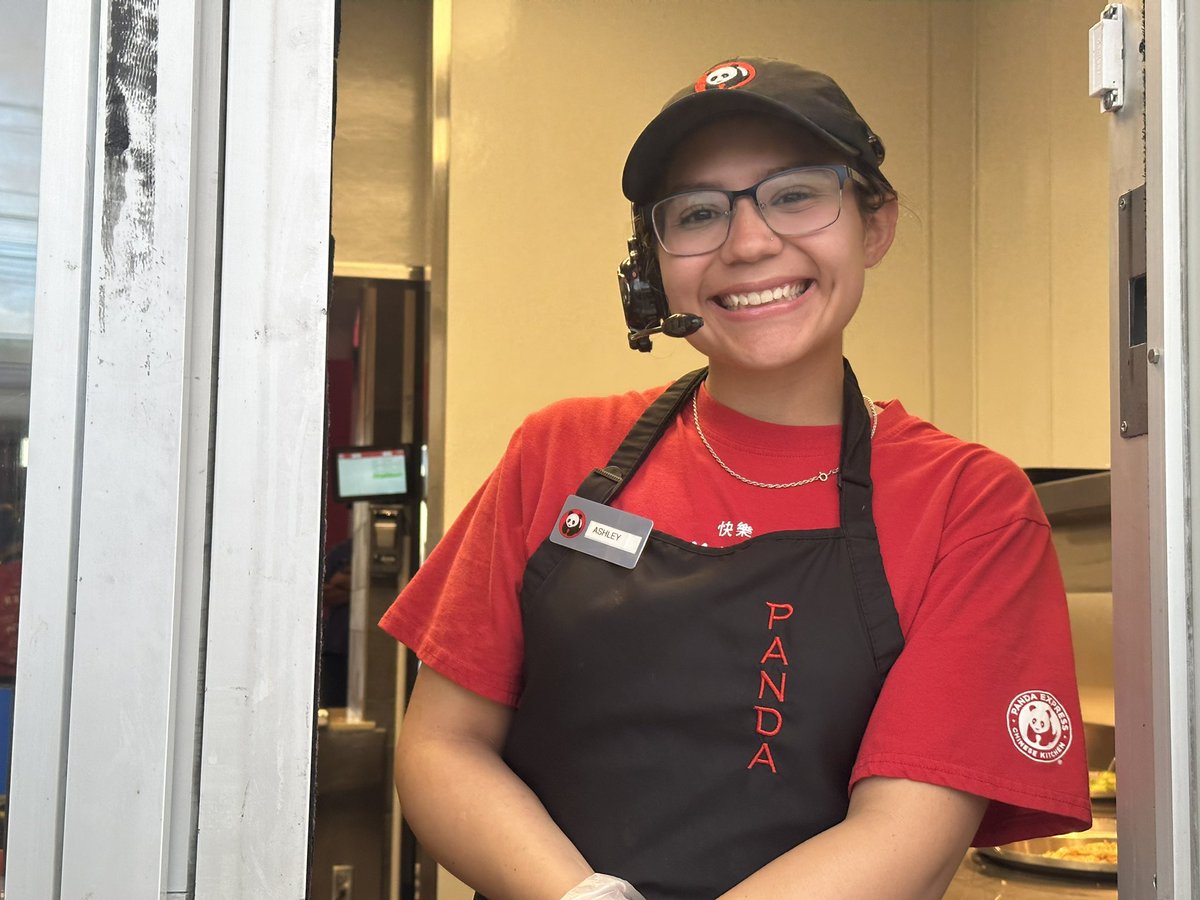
[660,180,719,195]
[662,164,815,195]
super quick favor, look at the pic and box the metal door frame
[1114,0,1199,896]
[7,0,335,895]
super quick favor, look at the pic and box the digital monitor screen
[334,447,410,502]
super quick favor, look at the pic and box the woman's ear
[862,197,899,268]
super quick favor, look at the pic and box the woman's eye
[768,185,823,208]
[773,190,815,206]
[676,204,723,229]
[764,171,838,211]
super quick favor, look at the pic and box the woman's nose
[720,196,782,262]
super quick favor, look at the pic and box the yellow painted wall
[929,0,979,445]
[974,0,1110,467]
[442,0,955,520]
[439,0,1110,527]
[333,0,431,267]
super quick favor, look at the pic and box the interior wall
[442,0,953,520]
[333,0,431,266]
[974,0,1110,468]
[928,0,978,445]
[439,0,1110,522]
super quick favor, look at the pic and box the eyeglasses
[650,165,868,257]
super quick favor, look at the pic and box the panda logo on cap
[695,60,757,92]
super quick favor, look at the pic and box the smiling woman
[649,117,895,422]
[382,55,1092,900]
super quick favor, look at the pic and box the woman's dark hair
[853,168,897,214]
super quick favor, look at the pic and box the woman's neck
[704,353,845,426]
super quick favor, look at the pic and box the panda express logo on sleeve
[694,60,757,93]
[1007,691,1073,763]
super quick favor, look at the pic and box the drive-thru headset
[616,57,888,352]
[618,218,704,353]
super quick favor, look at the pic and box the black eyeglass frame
[649,164,870,258]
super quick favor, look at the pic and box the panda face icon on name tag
[560,509,586,538]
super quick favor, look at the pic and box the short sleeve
[851,512,1092,845]
[378,427,532,707]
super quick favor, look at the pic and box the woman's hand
[395,665,594,900]
[717,776,987,899]
[561,873,646,900]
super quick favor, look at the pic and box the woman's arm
[718,777,987,900]
[395,665,594,900]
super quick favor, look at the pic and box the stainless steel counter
[946,850,1117,900]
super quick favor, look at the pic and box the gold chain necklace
[691,393,878,490]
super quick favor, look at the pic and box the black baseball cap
[622,57,889,203]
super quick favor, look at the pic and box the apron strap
[837,358,875,529]
[837,358,904,674]
[573,359,902,675]
[575,367,708,504]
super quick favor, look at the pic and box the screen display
[336,448,408,500]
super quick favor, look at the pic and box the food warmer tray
[975,834,1117,881]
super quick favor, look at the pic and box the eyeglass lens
[652,166,847,256]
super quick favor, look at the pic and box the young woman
[382,57,1091,900]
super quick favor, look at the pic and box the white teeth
[719,280,811,309]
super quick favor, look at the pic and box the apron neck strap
[575,359,877,532]
[576,368,708,504]
[837,358,877,531]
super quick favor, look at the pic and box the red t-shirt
[380,380,1092,846]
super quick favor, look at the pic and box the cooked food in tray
[976,831,1118,880]
[1043,839,1118,865]
[1089,769,1117,798]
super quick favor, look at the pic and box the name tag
[549,494,653,569]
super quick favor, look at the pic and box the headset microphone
[628,313,704,345]
[619,235,705,352]
[663,313,704,337]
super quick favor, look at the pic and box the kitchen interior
[321,1,1126,898]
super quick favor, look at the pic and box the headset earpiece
[618,238,667,353]
[618,208,703,351]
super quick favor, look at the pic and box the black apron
[501,360,904,900]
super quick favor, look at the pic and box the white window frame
[7,0,334,896]
[1149,0,1200,891]
[1113,0,1199,896]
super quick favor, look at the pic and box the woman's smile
[712,278,814,311]
[656,119,889,393]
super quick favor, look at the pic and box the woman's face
[656,115,896,378]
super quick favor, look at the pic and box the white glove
[560,872,647,900]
